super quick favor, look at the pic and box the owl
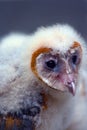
[0,24,86,130]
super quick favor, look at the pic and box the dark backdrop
[0,0,87,40]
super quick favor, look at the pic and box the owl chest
[37,94,73,130]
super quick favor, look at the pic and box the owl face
[31,42,82,95]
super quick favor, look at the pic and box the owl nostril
[67,81,71,85]
[66,80,74,88]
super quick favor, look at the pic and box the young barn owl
[0,24,86,130]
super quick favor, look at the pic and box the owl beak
[64,70,77,96]
[64,62,77,96]
[66,81,76,96]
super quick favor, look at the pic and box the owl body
[0,24,86,130]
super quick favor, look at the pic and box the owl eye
[45,60,56,69]
[71,54,79,65]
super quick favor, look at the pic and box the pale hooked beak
[66,81,76,96]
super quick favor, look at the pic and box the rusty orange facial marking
[70,41,82,60]
[31,47,51,77]
[71,41,82,52]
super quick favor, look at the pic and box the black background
[0,0,87,40]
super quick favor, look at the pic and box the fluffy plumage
[0,24,86,130]
[67,67,87,130]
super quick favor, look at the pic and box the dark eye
[72,55,78,64]
[45,60,56,69]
